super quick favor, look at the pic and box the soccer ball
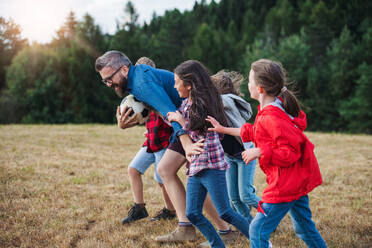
[120,95,150,124]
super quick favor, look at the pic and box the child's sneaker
[149,207,176,222]
[121,203,148,224]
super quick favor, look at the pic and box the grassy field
[0,125,371,248]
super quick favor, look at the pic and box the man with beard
[95,51,185,138]
[95,51,202,242]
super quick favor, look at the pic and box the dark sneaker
[121,203,148,224]
[149,207,176,222]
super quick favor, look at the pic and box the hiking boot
[155,225,198,242]
[121,203,148,224]
[198,230,238,247]
[220,230,238,244]
[149,207,176,222]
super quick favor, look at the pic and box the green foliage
[240,9,257,45]
[277,32,310,97]
[340,63,372,133]
[265,0,299,41]
[327,27,360,100]
[6,45,66,123]
[0,17,27,90]
[148,9,193,70]
[4,13,116,124]
[339,26,372,133]
[0,0,370,132]
[187,23,223,72]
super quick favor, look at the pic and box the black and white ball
[120,95,150,124]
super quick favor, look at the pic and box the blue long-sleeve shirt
[126,64,186,139]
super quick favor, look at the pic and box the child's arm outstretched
[207,115,259,164]
[206,116,241,136]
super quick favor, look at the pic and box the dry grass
[0,125,371,248]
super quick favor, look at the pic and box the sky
[0,0,209,43]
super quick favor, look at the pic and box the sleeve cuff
[175,128,187,137]
[240,126,250,142]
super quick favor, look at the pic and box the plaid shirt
[179,99,229,176]
[143,112,173,153]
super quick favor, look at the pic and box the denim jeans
[186,169,250,248]
[249,195,327,248]
[225,153,261,222]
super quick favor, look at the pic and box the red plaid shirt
[179,99,229,176]
[143,112,173,153]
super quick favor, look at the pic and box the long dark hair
[251,59,301,117]
[174,60,227,133]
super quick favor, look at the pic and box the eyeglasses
[101,66,123,86]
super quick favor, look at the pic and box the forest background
[1,0,371,133]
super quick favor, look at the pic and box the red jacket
[241,104,322,204]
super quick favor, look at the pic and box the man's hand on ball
[116,106,138,129]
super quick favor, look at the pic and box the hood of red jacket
[258,104,307,131]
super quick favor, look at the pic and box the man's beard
[115,76,127,98]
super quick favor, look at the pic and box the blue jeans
[249,195,327,248]
[225,153,261,222]
[186,169,250,248]
[128,146,166,184]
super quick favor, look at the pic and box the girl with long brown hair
[167,60,250,248]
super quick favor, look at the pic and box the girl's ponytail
[280,87,301,117]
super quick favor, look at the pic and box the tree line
[0,0,371,133]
